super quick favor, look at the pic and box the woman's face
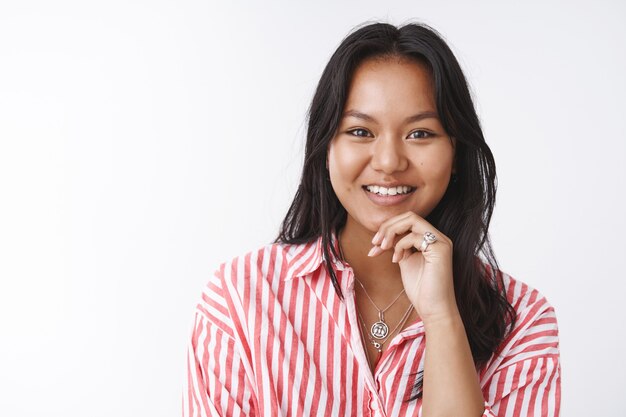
[327,57,455,235]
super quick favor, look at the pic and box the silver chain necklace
[357,302,414,373]
[337,237,414,363]
[357,302,414,354]
[354,277,406,341]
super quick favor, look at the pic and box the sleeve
[479,291,562,417]
[182,269,258,417]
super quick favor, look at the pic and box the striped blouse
[183,233,561,416]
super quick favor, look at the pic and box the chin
[366,208,426,229]
[363,216,393,232]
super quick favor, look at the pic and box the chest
[245,274,427,416]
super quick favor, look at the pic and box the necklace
[357,302,414,353]
[336,236,414,365]
[355,277,406,341]
[357,302,414,370]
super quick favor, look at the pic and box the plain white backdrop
[1,0,624,416]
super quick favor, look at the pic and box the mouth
[362,185,415,196]
[362,185,416,206]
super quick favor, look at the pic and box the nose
[370,135,408,174]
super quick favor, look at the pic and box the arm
[422,308,486,417]
[373,213,561,416]
[183,271,258,417]
[422,295,561,417]
[482,355,560,416]
[481,297,561,417]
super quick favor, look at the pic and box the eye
[408,129,434,140]
[347,128,371,138]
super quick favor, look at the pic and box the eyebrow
[342,110,439,124]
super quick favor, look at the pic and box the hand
[369,211,459,322]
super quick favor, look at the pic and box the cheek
[421,161,453,182]
[328,144,366,188]
[417,147,454,181]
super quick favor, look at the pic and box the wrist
[421,306,463,329]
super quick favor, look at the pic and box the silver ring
[418,231,437,252]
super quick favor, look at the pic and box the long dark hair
[274,21,516,402]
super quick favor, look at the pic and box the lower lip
[362,186,415,206]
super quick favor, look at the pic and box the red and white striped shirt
[184,233,561,416]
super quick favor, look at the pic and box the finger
[379,212,423,250]
[387,216,452,259]
[372,212,413,245]
[392,232,421,262]
[393,246,418,263]
[408,217,451,247]
[367,244,384,257]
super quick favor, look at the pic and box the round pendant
[370,321,389,339]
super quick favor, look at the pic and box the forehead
[343,58,436,118]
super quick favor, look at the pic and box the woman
[184,22,561,416]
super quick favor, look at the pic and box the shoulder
[210,239,317,285]
[193,239,317,337]
[198,239,317,307]
[485,268,560,370]
[478,269,562,412]
[499,269,556,320]
[213,241,288,280]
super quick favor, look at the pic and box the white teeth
[365,185,413,196]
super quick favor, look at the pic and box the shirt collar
[283,231,350,281]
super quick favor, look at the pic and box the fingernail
[380,237,387,249]
[371,232,380,244]
[368,246,380,257]
[392,252,398,263]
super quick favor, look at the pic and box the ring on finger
[418,231,437,252]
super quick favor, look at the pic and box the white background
[1,1,624,416]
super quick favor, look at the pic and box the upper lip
[363,183,415,188]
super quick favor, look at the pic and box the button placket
[345,272,379,390]
[368,388,385,415]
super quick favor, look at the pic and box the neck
[338,216,405,297]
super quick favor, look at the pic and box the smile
[362,185,416,206]
[364,185,415,195]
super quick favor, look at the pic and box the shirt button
[369,400,379,410]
